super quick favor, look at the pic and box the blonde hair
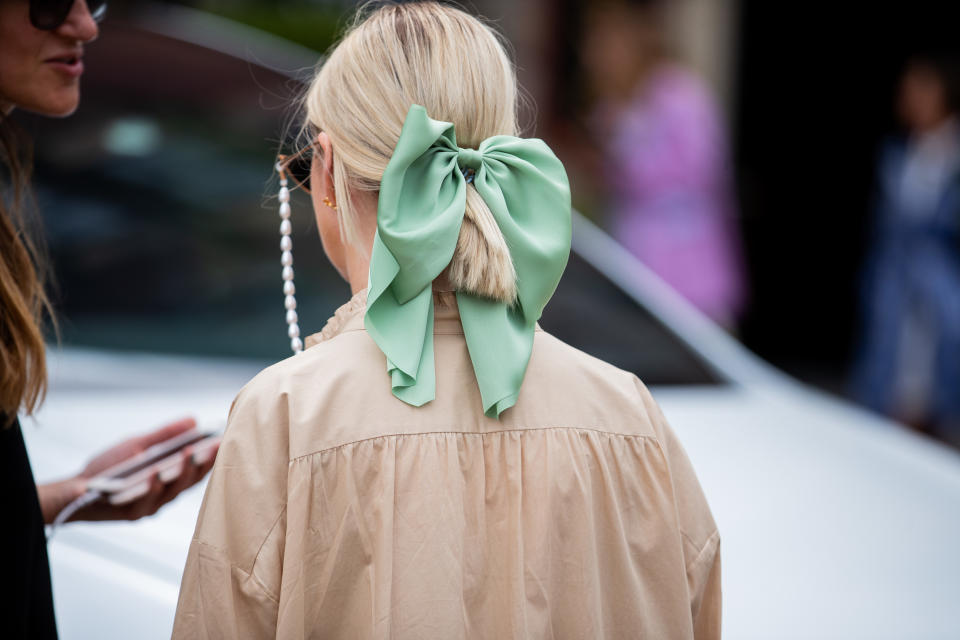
[302,1,519,302]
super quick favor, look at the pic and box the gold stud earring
[323,196,338,211]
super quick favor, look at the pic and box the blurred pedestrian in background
[1,2,217,637]
[852,54,960,445]
[582,0,746,328]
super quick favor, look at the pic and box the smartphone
[86,428,221,505]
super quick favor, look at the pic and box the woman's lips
[45,55,84,78]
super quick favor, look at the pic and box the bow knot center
[457,147,483,171]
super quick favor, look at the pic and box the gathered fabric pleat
[276,429,692,639]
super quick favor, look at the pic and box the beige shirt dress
[173,291,721,639]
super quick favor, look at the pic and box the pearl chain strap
[275,166,302,354]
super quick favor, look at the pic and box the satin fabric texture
[366,104,572,418]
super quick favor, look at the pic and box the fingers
[121,472,167,520]
[81,416,200,479]
[195,447,218,477]
[137,445,219,518]
[157,450,200,507]
[74,440,219,523]
[192,439,220,472]
[173,445,217,493]
[136,417,198,448]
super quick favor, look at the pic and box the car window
[30,110,348,360]
[540,253,724,385]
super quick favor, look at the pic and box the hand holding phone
[42,418,221,526]
[86,427,221,505]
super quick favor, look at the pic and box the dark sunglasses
[276,144,314,194]
[30,0,107,30]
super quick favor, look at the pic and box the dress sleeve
[635,377,722,639]
[172,377,289,639]
[688,530,721,640]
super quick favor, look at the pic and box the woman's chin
[38,99,80,118]
[20,87,81,118]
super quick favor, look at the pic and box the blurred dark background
[734,1,960,392]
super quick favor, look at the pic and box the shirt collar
[304,288,486,349]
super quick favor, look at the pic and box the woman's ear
[317,131,335,194]
[310,129,348,281]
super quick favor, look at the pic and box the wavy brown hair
[0,113,54,427]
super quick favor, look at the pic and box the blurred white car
[20,6,960,640]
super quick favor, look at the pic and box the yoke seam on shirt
[287,426,658,463]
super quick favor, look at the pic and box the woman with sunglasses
[174,3,720,638]
[1,2,216,637]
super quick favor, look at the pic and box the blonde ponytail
[302,1,520,303]
[449,187,517,303]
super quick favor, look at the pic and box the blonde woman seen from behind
[173,3,720,638]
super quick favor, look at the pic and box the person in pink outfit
[584,0,747,326]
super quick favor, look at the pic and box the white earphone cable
[46,490,102,540]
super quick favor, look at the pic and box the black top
[1,417,58,639]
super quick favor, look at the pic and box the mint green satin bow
[365,104,571,418]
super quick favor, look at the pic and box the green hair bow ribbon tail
[364,104,572,418]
